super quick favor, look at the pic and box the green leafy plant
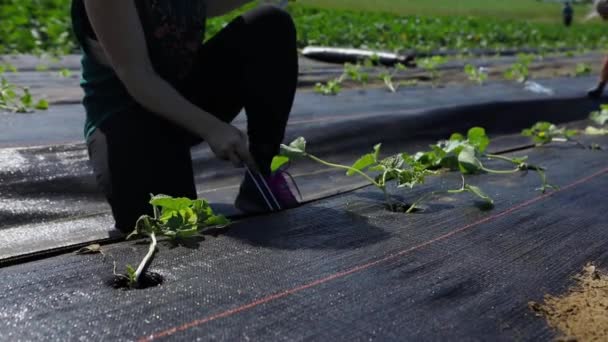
[589,105,608,126]
[57,68,72,78]
[315,60,410,95]
[378,63,407,93]
[419,56,447,86]
[574,63,592,77]
[314,77,343,95]
[344,62,369,84]
[0,63,18,74]
[276,137,434,211]
[464,64,488,85]
[35,64,49,72]
[522,122,584,148]
[276,127,553,213]
[418,127,555,193]
[360,53,382,68]
[0,77,48,113]
[583,105,608,139]
[584,126,608,135]
[116,195,230,288]
[504,53,535,83]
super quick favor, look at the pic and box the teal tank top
[71,0,207,139]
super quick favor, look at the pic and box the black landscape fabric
[1,142,607,341]
[0,80,602,263]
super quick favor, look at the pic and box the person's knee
[250,5,296,41]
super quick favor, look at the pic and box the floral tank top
[71,0,207,139]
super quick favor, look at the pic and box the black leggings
[87,6,298,232]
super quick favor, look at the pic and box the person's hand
[202,120,258,171]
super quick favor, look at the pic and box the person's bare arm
[207,0,254,18]
[83,0,255,169]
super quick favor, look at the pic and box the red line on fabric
[139,166,608,342]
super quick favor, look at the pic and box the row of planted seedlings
[314,55,447,95]
[106,126,528,288]
[276,127,553,214]
[314,52,594,95]
[0,61,74,113]
[105,107,608,289]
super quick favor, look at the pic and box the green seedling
[583,106,608,137]
[421,127,555,192]
[464,64,488,85]
[522,122,584,148]
[35,64,49,72]
[378,63,407,93]
[589,105,608,126]
[315,60,408,95]
[113,262,138,288]
[363,53,381,67]
[276,137,434,210]
[117,195,230,288]
[0,76,48,112]
[574,63,592,77]
[57,68,72,78]
[315,77,343,96]
[419,56,447,86]
[277,127,553,214]
[585,126,608,135]
[344,62,369,84]
[504,53,534,83]
[0,63,18,74]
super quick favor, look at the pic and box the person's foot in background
[588,82,606,99]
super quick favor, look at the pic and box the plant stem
[481,166,520,174]
[407,188,466,214]
[306,154,381,187]
[485,154,518,164]
[407,192,435,213]
[526,165,555,192]
[134,232,157,284]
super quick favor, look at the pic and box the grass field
[0,0,605,55]
[296,0,595,22]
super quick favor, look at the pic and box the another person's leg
[87,107,197,232]
[588,56,608,98]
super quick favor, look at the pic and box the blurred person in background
[588,0,608,98]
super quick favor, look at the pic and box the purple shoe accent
[235,168,301,214]
[265,170,301,209]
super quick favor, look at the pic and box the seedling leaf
[464,184,494,205]
[590,108,608,126]
[150,196,193,211]
[450,133,465,142]
[585,126,608,135]
[467,127,490,153]
[458,145,483,174]
[271,155,290,172]
[35,99,48,110]
[347,144,381,176]
[280,137,307,158]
